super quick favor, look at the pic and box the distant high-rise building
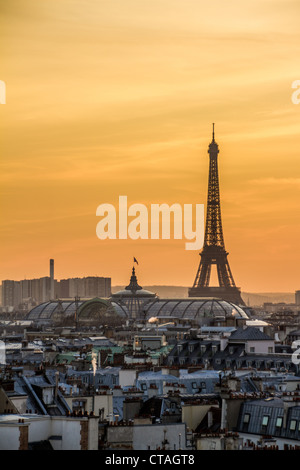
[20,279,31,300]
[29,277,51,304]
[2,280,21,308]
[84,276,111,298]
[58,279,71,298]
[57,276,111,299]
[1,259,111,308]
[69,278,86,298]
[2,280,14,307]
[50,259,55,300]
[296,290,300,307]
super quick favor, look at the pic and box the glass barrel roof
[111,302,129,317]
[171,301,193,317]
[26,302,48,319]
[64,301,84,315]
[39,302,59,318]
[184,301,204,318]
[145,299,248,320]
[157,301,181,316]
[27,300,85,320]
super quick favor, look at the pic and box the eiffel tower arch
[189,124,245,305]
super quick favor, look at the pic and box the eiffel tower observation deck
[189,124,245,305]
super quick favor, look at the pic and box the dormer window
[276,417,283,428]
[290,420,297,431]
[262,415,269,427]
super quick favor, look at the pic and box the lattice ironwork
[189,125,244,305]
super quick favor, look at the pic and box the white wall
[87,417,99,450]
[27,416,51,442]
[245,340,275,354]
[0,424,20,450]
[0,415,99,450]
[50,418,81,450]
[132,423,187,450]
[119,369,137,388]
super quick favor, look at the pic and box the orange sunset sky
[0,0,300,293]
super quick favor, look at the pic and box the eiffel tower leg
[193,257,211,288]
[216,255,236,288]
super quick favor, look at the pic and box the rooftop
[143,298,249,321]
[229,327,273,341]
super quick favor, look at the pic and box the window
[192,382,198,389]
[250,347,255,353]
[262,415,269,427]
[243,413,250,424]
[268,347,273,353]
[276,417,283,428]
[290,420,297,431]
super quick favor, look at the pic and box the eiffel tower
[189,124,245,305]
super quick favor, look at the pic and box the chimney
[207,409,213,429]
[50,259,54,300]
[55,371,59,400]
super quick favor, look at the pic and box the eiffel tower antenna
[189,125,245,305]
